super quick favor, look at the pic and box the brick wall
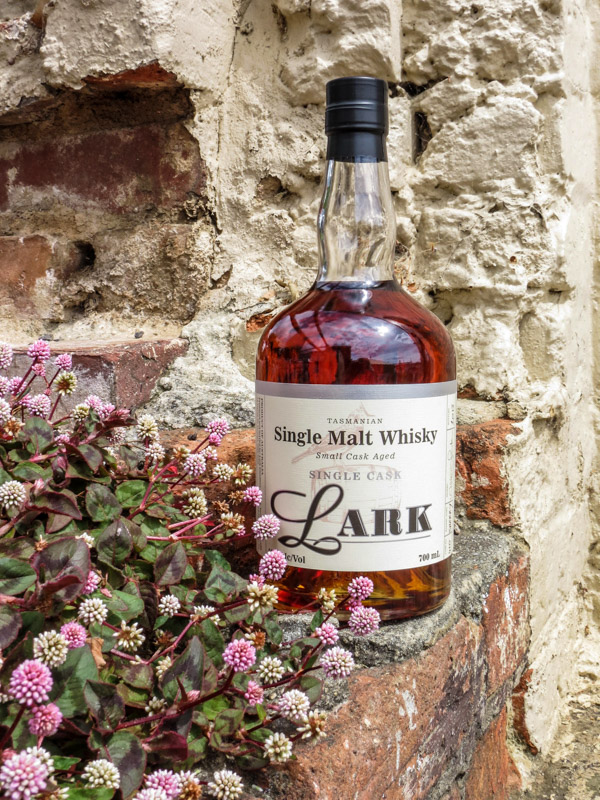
[0,0,599,794]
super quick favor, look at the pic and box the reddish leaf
[31,490,82,520]
[142,732,188,761]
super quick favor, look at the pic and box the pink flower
[252,514,280,540]
[31,363,45,378]
[28,703,63,737]
[259,550,287,581]
[320,646,355,679]
[27,340,51,362]
[84,395,103,411]
[348,605,380,636]
[82,571,101,595]
[0,751,48,800]
[183,453,206,478]
[206,417,230,437]
[55,353,72,370]
[145,770,180,798]
[0,376,9,395]
[243,486,262,506]
[98,403,115,420]
[315,622,339,646]
[244,680,264,706]
[23,394,51,419]
[223,639,256,672]
[60,622,87,649]
[0,342,13,370]
[8,377,23,395]
[9,660,53,707]
[248,573,264,587]
[208,432,223,445]
[347,576,374,602]
[54,433,70,445]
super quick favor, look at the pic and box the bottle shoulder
[256,281,456,384]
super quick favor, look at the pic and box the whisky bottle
[255,77,456,620]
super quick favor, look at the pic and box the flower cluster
[0,341,385,800]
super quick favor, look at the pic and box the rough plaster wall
[0,0,598,758]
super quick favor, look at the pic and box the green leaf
[52,756,80,769]
[154,541,188,586]
[204,566,239,604]
[183,734,207,765]
[11,462,51,482]
[105,587,144,622]
[50,645,99,718]
[22,417,53,452]
[31,489,82,520]
[201,694,230,720]
[67,790,115,800]
[0,605,21,648]
[264,616,284,646]
[0,559,37,596]
[213,707,243,737]
[106,732,146,799]
[116,683,148,708]
[121,662,154,690]
[205,550,231,571]
[85,484,122,523]
[46,513,74,534]
[299,673,323,703]
[84,680,125,731]
[162,636,217,704]
[310,608,324,631]
[96,518,133,566]
[115,480,147,508]
[200,618,224,668]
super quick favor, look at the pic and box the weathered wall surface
[0,0,598,778]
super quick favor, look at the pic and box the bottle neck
[317,156,396,284]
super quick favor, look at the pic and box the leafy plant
[0,341,380,800]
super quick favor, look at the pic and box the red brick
[464,710,521,800]
[278,616,485,800]
[0,235,52,308]
[456,420,518,527]
[12,338,187,411]
[83,62,180,90]
[511,668,538,755]
[483,553,530,695]
[0,123,204,214]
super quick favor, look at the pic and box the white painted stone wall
[0,0,598,764]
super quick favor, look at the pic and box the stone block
[0,122,205,215]
[456,420,518,527]
[267,617,485,800]
[482,553,530,695]
[464,709,521,800]
[0,235,52,310]
[11,338,188,411]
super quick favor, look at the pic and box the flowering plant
[0,341,380,800]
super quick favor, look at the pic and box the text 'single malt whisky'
[255,77,456,620]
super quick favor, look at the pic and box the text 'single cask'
[256,77,456,620]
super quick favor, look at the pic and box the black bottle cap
[325,76,389,135]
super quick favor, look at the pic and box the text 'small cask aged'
[256,77,456,620]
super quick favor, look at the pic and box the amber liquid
[256,279,456,620]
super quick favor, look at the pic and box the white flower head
[257,655,284,683]
[158,595,181,617]
[33,631,69,668]
[137,414,159,441]
[207,769,243,800]
[78,597,108,626]
[264,732,293,763]
[82,759,120,789]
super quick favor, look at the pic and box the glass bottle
[255,77,456,620]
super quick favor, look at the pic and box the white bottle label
[255,380,456,573]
